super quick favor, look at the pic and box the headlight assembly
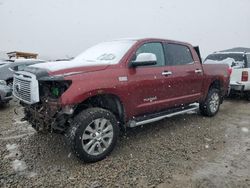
[0,80,7,85]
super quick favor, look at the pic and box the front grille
[13,72,39,104]
[7,81,13,88]
[13,77,32,102]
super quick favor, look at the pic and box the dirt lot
[0,99,249,188]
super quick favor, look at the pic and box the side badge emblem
[118,76,128,82]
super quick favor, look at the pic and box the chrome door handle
[162,71,172,76]
[195,69,202,73]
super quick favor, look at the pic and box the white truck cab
[204,48,250,100]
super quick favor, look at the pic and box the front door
[127,42,173,117]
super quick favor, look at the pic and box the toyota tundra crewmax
[13,38,230,162]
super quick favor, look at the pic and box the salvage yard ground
[0,99,250,188]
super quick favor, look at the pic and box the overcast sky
[0,0,249,60]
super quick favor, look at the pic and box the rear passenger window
[164,44,194,66]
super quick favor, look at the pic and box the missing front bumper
[22,100,71,133]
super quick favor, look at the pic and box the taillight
[241,71,248,81]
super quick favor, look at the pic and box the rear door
[163,43,203,106]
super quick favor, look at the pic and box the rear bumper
[230,84,245,91]
[229,82,248,97]
[230,81,250,91]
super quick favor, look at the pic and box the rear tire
[199,88,221,117]
[67,107,119,163]
[246,92,250,101]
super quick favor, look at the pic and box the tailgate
[230,68,250,83]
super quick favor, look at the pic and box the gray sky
[0,0,249,60]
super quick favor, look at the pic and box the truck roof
[219,47,250,53]
[113,38,192,46]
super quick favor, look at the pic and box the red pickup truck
[13,38,230,162]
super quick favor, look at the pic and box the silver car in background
[0,80,12,104]
[0,59,45,104]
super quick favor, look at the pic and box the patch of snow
[6,143,18,151]
[204,138,212,142]
[4,144,20,158]
[12,159,27,173]
[241,127,249,133]
[27,172,37,178]
[1,133,34,141]
[68,152,72,158]
[13,120,27,125]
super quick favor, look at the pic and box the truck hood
[27,60,109,77]
[24,60,109,79]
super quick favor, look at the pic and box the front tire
[67,107,119,163]
[199,88,221,117]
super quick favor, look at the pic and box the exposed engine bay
[21,80,72,133]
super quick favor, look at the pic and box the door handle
[195,69,202,74]
[162,71,172,76]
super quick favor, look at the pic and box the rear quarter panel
[201,64,230,101]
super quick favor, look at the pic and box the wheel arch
[202,79,223,103]
[74,93,126,129]
[209,79,221,91]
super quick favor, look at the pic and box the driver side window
[135,42,165,67]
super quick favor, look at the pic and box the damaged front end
[27,80,72,133]
[13,71,73,133]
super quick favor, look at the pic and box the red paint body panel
[46,38,229,122]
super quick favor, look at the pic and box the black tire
[247,92,250,101]
[199,88,221,117]
[67,107,119,163]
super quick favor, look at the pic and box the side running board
[127,103,199,128]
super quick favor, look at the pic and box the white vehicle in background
[204,47,250,100]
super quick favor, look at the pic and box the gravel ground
[0,99,249,188]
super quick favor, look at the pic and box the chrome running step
[128,103,199,128]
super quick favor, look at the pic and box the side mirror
[130,53,157,67]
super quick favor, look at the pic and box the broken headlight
[39,80,72,99]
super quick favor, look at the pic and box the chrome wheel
[82,118,114,156]
[209,92,220,113]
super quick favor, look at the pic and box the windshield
[73,40,136,65]
[205,53,245,61]
[204,53,246,68]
